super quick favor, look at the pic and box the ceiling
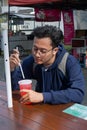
[29,1,87,10]
[9,1,87,10]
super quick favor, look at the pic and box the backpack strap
[58,52,69,76]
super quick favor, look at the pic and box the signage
[35,8,61,22]
[62,10,75,45]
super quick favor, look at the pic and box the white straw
[19,62,25,79]
[16,47,25,79]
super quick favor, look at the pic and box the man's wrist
[40,93,44,103]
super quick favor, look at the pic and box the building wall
[74,10,87,30]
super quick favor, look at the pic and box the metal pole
[2,29,13,108]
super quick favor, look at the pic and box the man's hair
[32,25,64,48]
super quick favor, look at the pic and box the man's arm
[43,56,85,104]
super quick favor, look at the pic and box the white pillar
[2,29,13,108]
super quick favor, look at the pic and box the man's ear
[53,47,59,55]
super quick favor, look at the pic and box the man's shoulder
[67,54,79,65]
[66,54,81,76]
[58,52,80,76]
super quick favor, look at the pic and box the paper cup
[18,79,32,104]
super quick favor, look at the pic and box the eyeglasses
[32,46,53,56]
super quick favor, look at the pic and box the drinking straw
[16,47,25,79]
[19,62,25,79]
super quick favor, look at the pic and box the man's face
[32,37,58,67]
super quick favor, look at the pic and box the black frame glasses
[32,46,53,56]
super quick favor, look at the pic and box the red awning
[9,0,61,6]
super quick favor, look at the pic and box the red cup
[18,79,32,104]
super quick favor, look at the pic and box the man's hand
[19,89,44,104]
[10,49,20,71]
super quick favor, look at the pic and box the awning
[8,0,61,6]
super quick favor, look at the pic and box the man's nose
[35,50,41,56]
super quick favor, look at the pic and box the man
[10,25,85,105]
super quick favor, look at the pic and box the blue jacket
[11,44,85,104]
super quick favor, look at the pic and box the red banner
[35,8,61,22]
[62,10,75,45]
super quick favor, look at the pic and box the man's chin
[35,60,42,64]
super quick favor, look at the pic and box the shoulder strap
[58,52,69,76]
[33,62,37,74]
